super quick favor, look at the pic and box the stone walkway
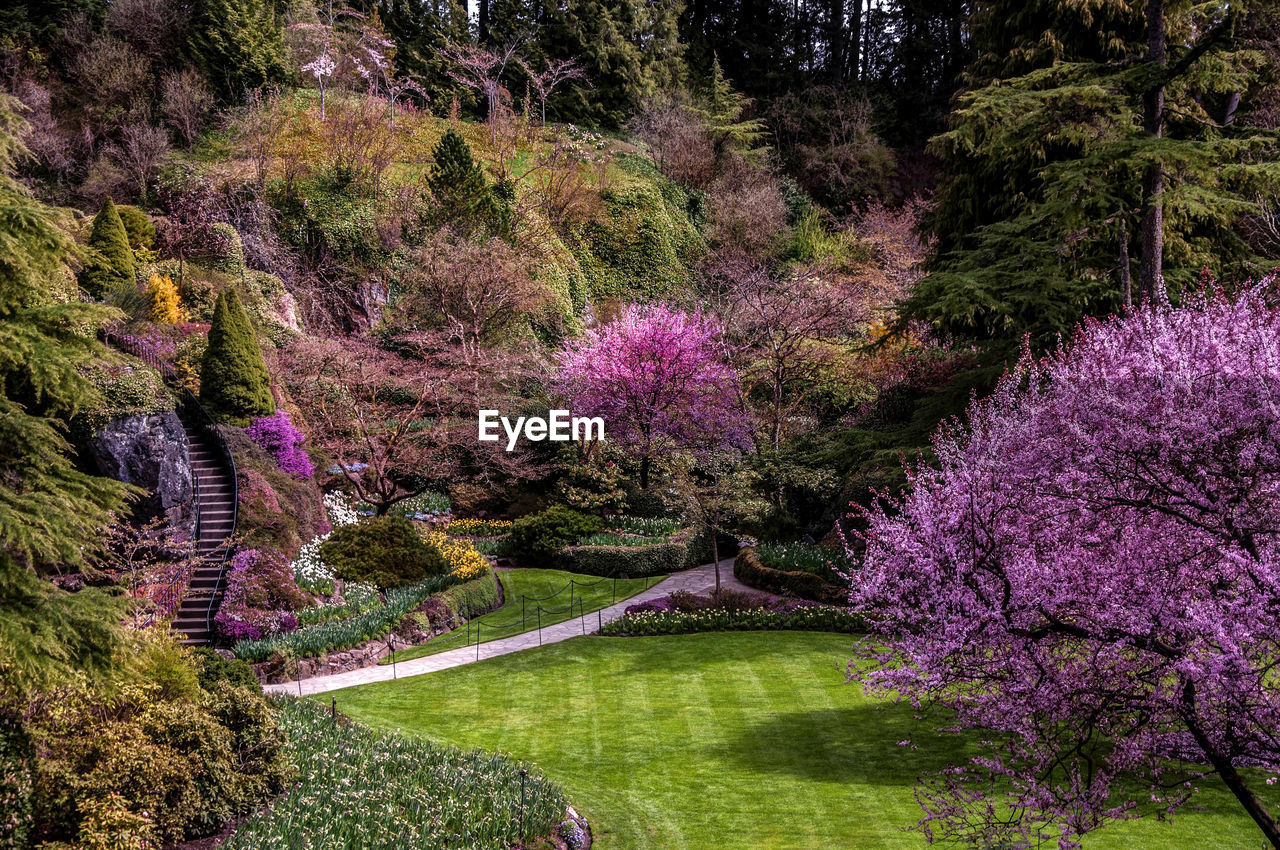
[265,559,747,696]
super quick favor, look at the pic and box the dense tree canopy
[853,279,1280,847]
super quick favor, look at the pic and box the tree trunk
[712,530,720,593]
[849,0,862,83]
[479,0,490,45]
[639,456,650,490]
[1138,0,1166,302]
[1118,209,1132,309]
[1182,684,1280,847]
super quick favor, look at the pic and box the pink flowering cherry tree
[557,303,749,489]
[851,280,1280,849]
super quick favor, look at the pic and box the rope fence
[386,573,666,662]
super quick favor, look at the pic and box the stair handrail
[101,327,238,642]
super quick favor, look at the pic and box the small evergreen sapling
[200,289,275,423]
[427,129,498,235]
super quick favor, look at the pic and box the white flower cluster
[323,490,361,528]
[292,534,335,594]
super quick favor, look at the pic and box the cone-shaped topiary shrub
[79,197,136,297]
[200,288,275,423]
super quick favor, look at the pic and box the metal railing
[101,327,239,641]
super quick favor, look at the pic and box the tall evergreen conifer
[79,198,136,298]
[0,96,134,692]
[911,0,1280,358]
[201,289,275,423]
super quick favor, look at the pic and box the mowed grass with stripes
[330,632,1276,849]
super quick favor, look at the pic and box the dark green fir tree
[427,129,499,236]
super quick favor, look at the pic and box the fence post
[537,608,542,646]
[331,696,336,723]
[580,599,586,635]
[612,576,617,603]
[598,608,602,633]
[389,636,397,680]
[476,623,481,661]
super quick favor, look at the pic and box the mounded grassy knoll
[333,632,1276,850]
[383,568,657,664]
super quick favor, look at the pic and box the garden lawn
[333,632,1276,850]
[383,569,658,664]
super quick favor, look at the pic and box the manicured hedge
[438,571,500,620]
[558,528,739,577]
[600,606,867,636]
[734,547,848,605]
[561,539,687,577]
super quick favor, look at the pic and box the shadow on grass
[723,703,975,786]
[599,631,865,677]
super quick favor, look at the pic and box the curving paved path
[265,559,747,696]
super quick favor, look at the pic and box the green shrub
[115,205,156,250]
[26,638,289,847]
[208,222,246,273]
[201,289,275,423]
[508,506,604,568]
[600,605,866,636]
[562,540,686,577]
[734,547,848,605]
[79,197,136,298]
[0,697,32,849]
[436,571,499,622]
[319,516,449,588]
[192,648,260,692]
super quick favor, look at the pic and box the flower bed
[734,547,849,605]
[446,518,512,537]
[221,698,569,849]
[232,572,461,663]
[600,589,867,636]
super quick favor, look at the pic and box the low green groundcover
[222,698,566,849]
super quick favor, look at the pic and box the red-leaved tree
[556,304,748,489]
[851,280,1280,848]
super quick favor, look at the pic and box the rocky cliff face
[91,412,195,534]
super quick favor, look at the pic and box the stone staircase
[172,410,237,645]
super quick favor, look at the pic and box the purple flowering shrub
[214,548,309,642]
[245,411,315,480]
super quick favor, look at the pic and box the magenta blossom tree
[851,279,1280,849]
[557,304,748,489]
